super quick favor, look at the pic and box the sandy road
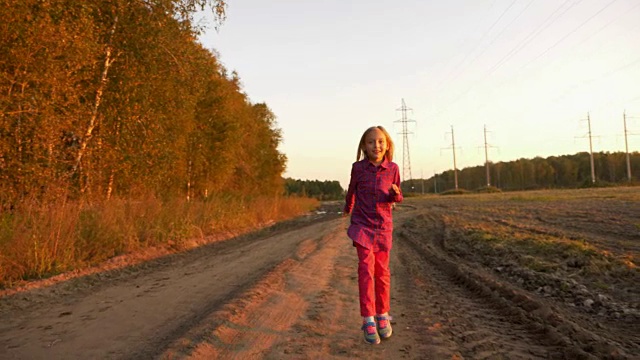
[1,201,636,359]
[0,214,346,359]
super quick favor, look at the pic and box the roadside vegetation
[0,1,320,288]
[0,195,317,288]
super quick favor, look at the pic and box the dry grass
[437,194,637,279]
[407,186,640,289]
[0,195,318,288]
[459,227,626,274]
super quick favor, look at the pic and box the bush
[440,189,471,196]
[475,186,502,193]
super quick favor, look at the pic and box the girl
[343,125,403,345]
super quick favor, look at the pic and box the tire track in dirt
[0,217,340,360]
[159,218,361,359]
[396,211,633,359]
[266,226,429,360]
[161,214,442,360]
[158,232,338,359]
[394,214,551,359]
[263,219,439,359]
[430,200,639,341]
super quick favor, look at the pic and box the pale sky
[197,0,640,189]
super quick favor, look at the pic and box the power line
[432,0,518,95]
[522,0,619,69]
[434,0,629,128]
[444,0,521,87]
[521,0,640,73]
[545,55,640,107]
[462,0,536,74]
[454,3,640,123]
[433,0,579,118]
[485,0,583,76]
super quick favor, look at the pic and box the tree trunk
[187,159,192,202]
[106,170,115,200]
[73,15,118,173]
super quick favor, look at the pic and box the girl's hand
[390,184,400,194]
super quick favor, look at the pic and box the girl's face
[364,128,388,164]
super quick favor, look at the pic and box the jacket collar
[362,157,389,170]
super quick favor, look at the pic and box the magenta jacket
[344,158,403,251]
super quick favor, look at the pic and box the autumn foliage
[0,0,283,203]
[0,0,317,286]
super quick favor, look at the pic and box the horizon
[283,148,640,187]
[197,0,640,189]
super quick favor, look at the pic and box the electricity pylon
[394,99,416,191]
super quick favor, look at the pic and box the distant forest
[0,0,290,205]
[286,151,640,201]
[284,178,344,200]
[405,151,640,193]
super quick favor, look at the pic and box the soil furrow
[396,210,635,359]
[396,229,558,359]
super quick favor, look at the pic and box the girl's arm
[389,167,403,203]
[344,164,357,214]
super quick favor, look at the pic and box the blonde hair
[356,126,395,162]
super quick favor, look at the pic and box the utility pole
[482,125,498,187]
[624,111,639,181]
[443,126,459,190]
[624,110,631,181]
[421,169,424,194]
[395,99,416,192]
[588,113,595,184]
[484,125,490,187]
[578,113,596,184]
[433,170,438,193]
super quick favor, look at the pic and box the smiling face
[363,128,388,165]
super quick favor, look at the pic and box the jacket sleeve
[344,163,357,214]
[390,165,403,203]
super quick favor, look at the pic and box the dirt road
[1,193,638,359]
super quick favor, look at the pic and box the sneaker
[376,314,393,339]
[361,321,381,345]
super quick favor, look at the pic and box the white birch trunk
[73,16,118,173]
[187,159,192,202]
[106,170,115,200]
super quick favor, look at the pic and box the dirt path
[1,197,637,359]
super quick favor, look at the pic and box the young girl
[343,125,403,345]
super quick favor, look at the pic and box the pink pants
[355,243,391,317]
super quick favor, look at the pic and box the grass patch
[491,187,640,202]
[459,227,633,276]
[507,195,556,202]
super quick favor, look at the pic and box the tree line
[284,178,344,200]
[1,0,288,206]
[405,151,640,193]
